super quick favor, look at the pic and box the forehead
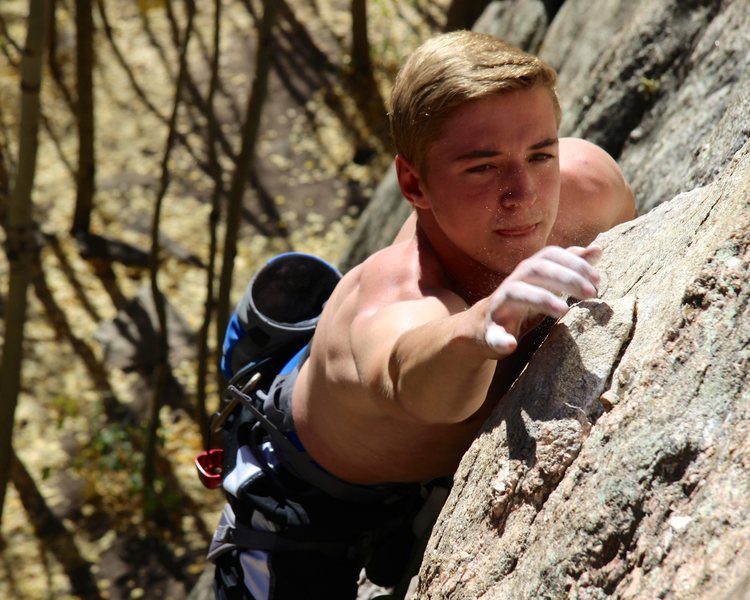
[428,86,559,160]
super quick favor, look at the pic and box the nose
[497,164,534,208]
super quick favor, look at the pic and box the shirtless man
[211,30,636,599]
[292,31,636,486]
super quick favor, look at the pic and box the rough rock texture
[544,0,750,213]
[415,137,750,598]
[473,0,550,53]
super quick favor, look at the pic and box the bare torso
[292,238,538,484]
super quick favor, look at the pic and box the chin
[482,240,545,273]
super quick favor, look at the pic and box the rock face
[339,164,410,272]
[472,0,552,54]
[334,0,750,597]
[416,141,750,598]
[544,0,750,213]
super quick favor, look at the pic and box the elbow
[386,353,422,422]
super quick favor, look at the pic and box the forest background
[0,0,490,598]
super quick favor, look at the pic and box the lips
[494,223,538,237]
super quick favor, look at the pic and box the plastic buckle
[195,448,224,489]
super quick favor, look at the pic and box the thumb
[484,321,518,355]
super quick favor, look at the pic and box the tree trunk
[142,0,196,517]
[444,0,493,31]
[71,0,95,236]
[0,0,50,523]
[351,0,371,77]
[0,130,9,209]
[215,0,277,371]
[196,0,223,445]
[47,0,76,114]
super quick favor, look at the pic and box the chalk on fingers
[485,323,518,354]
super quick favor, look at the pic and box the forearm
[388,305,498,423]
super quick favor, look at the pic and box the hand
[483,245,601,354]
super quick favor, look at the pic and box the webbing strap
[214,522,363,559]
[226,385,405,504]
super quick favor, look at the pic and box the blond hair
[389,31,561,176]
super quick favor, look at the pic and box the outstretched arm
[350,245,601,424]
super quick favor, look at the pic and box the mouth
[494,223,539,238]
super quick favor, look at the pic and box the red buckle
[195,448,224,489]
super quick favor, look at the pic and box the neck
[415,212,506,305]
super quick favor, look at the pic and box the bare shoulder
[311,236,465,382]
[313,240,429,352]
[348,236,463,313]
[549,137,638,247]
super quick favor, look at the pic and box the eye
[530,152,555,162]
[465,163,493,174]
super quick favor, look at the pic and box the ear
[395,155,430,209]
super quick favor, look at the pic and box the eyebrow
[530,137,559,150]
[453,137,559,162]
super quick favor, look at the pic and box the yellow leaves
[0,0,447,597]
[187,561,206,575]
[269,153,291,169]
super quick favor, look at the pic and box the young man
[211,30,636,599]
[293,31,635,484]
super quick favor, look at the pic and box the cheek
[437,180,492,214]
[459,174,507,204]
[536,166,561,198]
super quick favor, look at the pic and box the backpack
[195,252,342,490]
[195,252,450,597]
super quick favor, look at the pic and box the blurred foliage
[0,0,449,596]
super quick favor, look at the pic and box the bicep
[349,296,459,402]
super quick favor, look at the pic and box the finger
[567,245,602,266]
[490,281,570,323]
[515,257,599,299]
[532,246,601,284]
